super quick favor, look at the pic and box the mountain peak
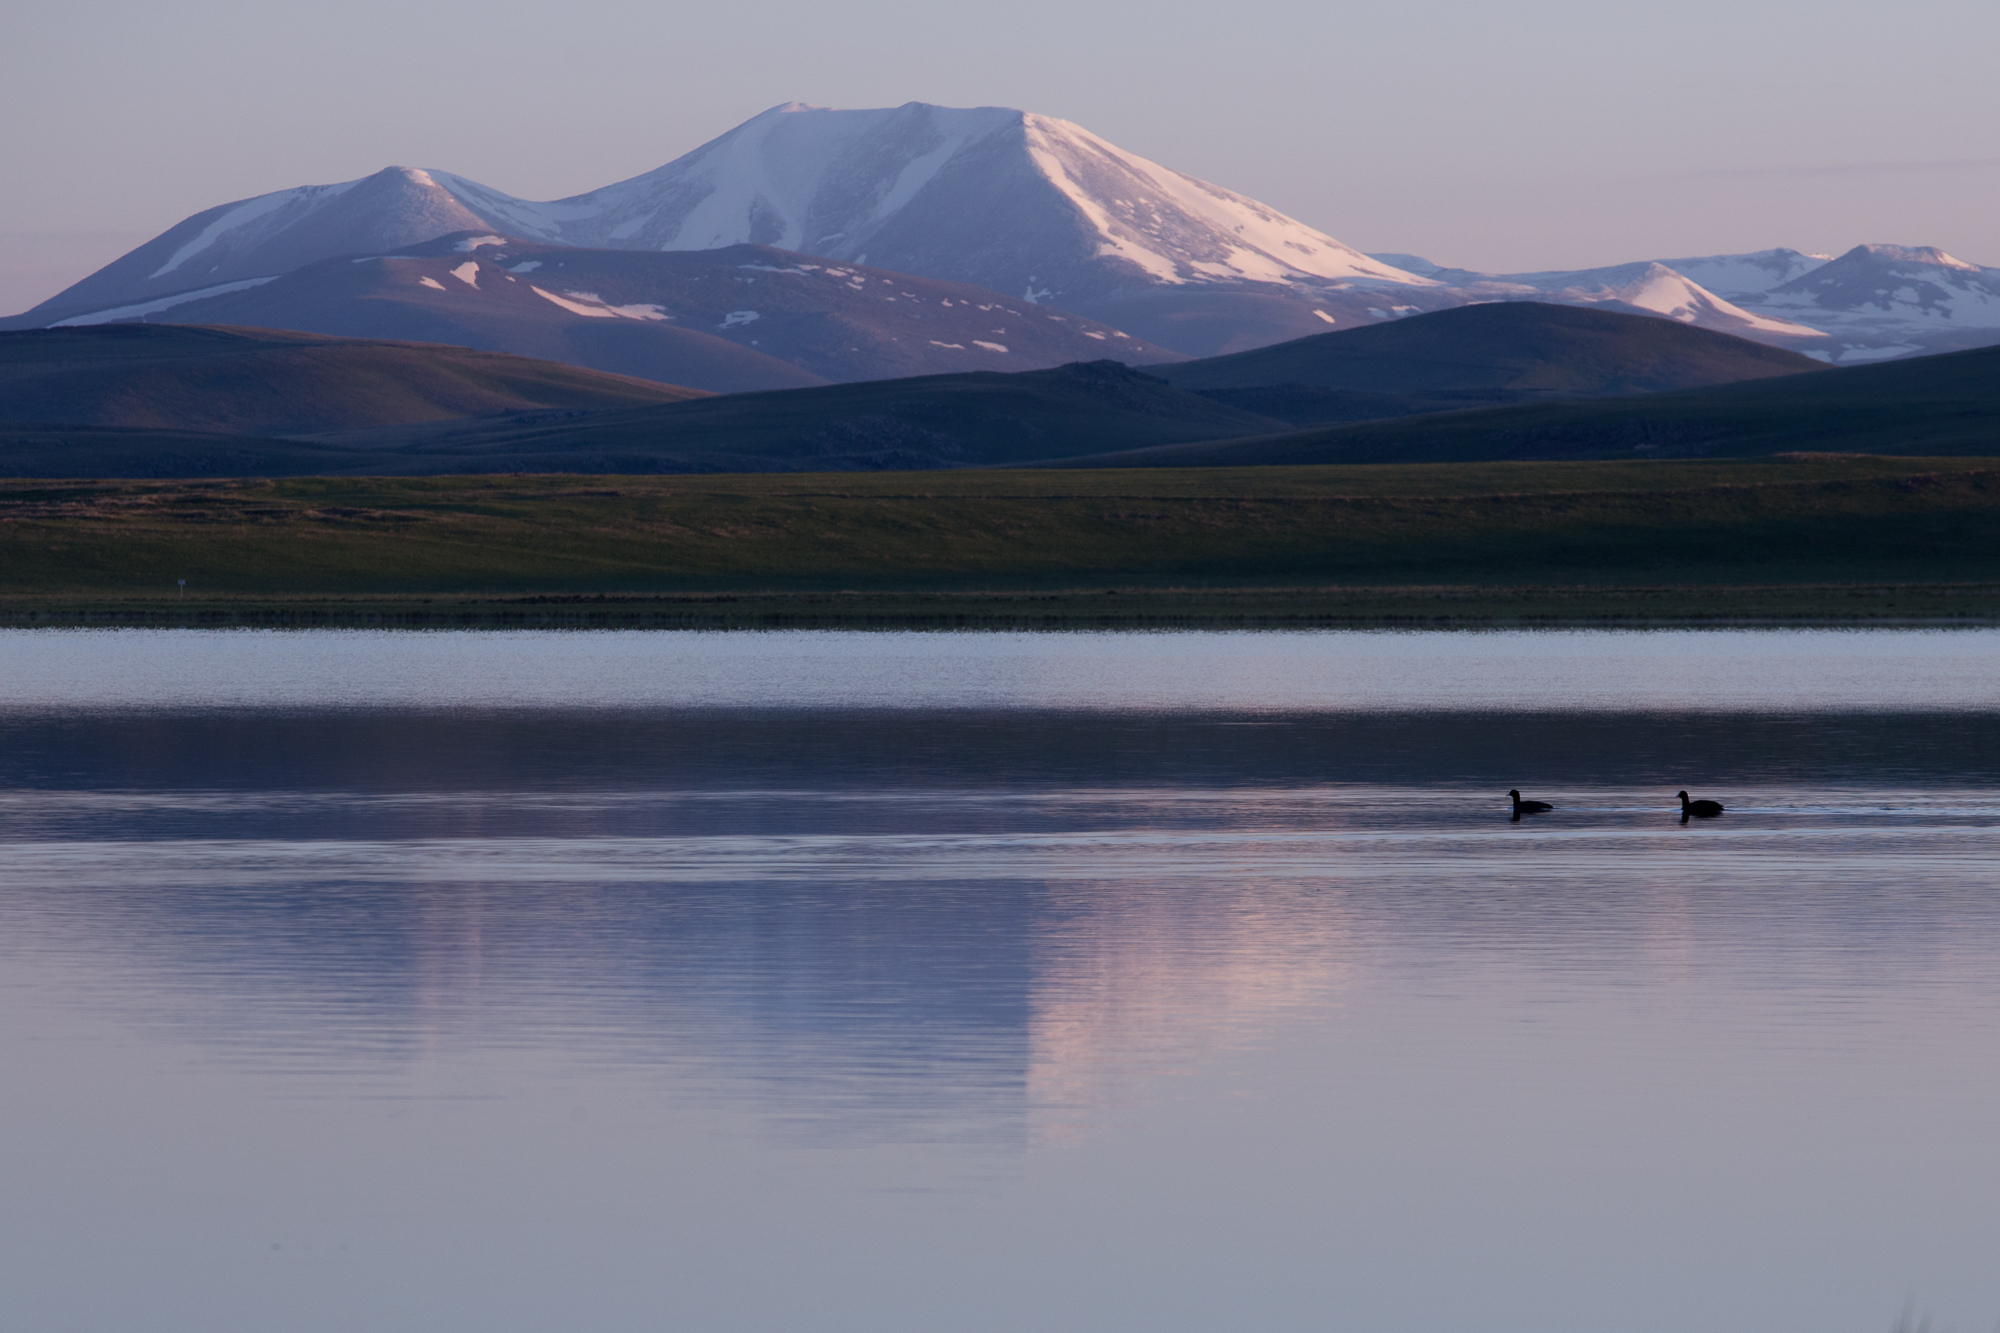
[1555,262,1826,340]
[1843,243,1981,272]
[17,101,1423,326]
[1756,241,2000,335]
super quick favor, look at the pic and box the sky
[4,0,1997,314]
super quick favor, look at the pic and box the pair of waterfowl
[1507,789,1724,820]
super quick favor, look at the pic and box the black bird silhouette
[1677,790,1724,818]
[1509,789,1554,817]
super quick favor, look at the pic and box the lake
[2,629,1996,1333]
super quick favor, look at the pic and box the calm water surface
[2,629,1997,1333]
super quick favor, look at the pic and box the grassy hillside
[1057,342,2000,467]
[0,323,708,436]
[1146,302,1824,397]
[4,457,1999,626]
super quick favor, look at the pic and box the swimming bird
[1677,790,1724,818]
[1509,789,1554,816]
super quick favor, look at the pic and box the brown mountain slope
[0,323,711,435]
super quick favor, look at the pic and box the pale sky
[4,0,1997,314]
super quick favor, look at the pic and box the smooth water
[2,630,1997,1333]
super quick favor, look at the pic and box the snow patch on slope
[51,276,280,325]
[149,191,309,278]
[531,287,671,321]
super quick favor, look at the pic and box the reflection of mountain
[5,708,2000,1148]
[2,827,1046,1144]
[1026,877,1350,1136]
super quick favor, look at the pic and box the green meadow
[5,454,1999,625]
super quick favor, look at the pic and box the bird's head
[1508,789,1520,799]
[1676,790,1690,800]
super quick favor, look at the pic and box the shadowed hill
[0,358,1282,477]
[0,324,709,435]
[0,422,381,478]
[1042,342,2000,467]
[1145,302,1826,424]
[9,311,1979,478]
[298,359,1287,473]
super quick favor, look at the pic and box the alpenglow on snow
[17,101,1998,364]
[22,102,1428,326]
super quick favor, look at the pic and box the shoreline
[7,583,2000,629]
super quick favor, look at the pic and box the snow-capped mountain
[1751,244,2000,326]
[1361,254,1825,345]
[20,167,499,326]
[466,102,1428,299]
[1688,241,2000,360]
[1368,245,2000,360]
[1491,248,1832,301]
[1650,249,1832,298]
[1541,263,1825,343]
[16,102,1426,334]
[12,100,1997,367]
[1716,245,2000,362]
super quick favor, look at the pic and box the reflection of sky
[5,708,2000,1137]
[5,628,2000,714]
[5,695,2000,1331]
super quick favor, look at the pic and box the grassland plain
[4,455,2000,626]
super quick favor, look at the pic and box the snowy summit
[11,103,1997,364]
[25,103,1424,329]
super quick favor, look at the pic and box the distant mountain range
[1393,243,2000,365]
[4,101,1997,377]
